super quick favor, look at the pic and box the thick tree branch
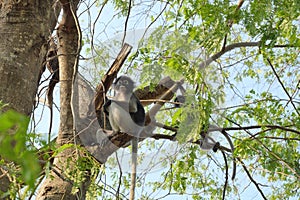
[94,43,133,112]
[37,1,88,199]
[199,42,294,69]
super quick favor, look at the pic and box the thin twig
[267,58,300,116]
[115,152,122,200]
[208,124,300,135]
[226,118,300,179]
[237,157,267,200]
[221,130,236,180]
[70,0,82,158]
[221,151,228,200]
[221,0,245,51]
[259,136,300,141]
[122,0,132,46]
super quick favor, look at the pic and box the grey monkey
[104,76,145,134]
[104,75,145,200]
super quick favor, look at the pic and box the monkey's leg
[129,137,138,200]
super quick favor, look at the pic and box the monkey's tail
[129,137,138,200]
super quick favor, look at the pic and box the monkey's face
[114,76,134,94]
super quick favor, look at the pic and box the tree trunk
[36,1,91,199]
[0,0,58,195]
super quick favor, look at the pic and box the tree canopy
[0,0,299,199]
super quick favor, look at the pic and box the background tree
[0,0,58,197]
[0,0,299,199]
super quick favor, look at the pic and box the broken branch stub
[94,43,133,112]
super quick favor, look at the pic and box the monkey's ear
[112,77,120,89]
[114,76,121,84]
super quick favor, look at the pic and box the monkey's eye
[122,80,128,85]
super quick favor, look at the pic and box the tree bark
[0,0,57,115]
[0,0,58,195]
[36,1,90,199]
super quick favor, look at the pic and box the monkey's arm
[129,95,145,126]
[103,99,111,116]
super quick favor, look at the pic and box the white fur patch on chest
[108,102,143,136]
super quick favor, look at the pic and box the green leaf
[0,110,40,188]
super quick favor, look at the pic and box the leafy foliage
[75,0,300,199]
[0,109,40,196]
[4,0,297,199]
